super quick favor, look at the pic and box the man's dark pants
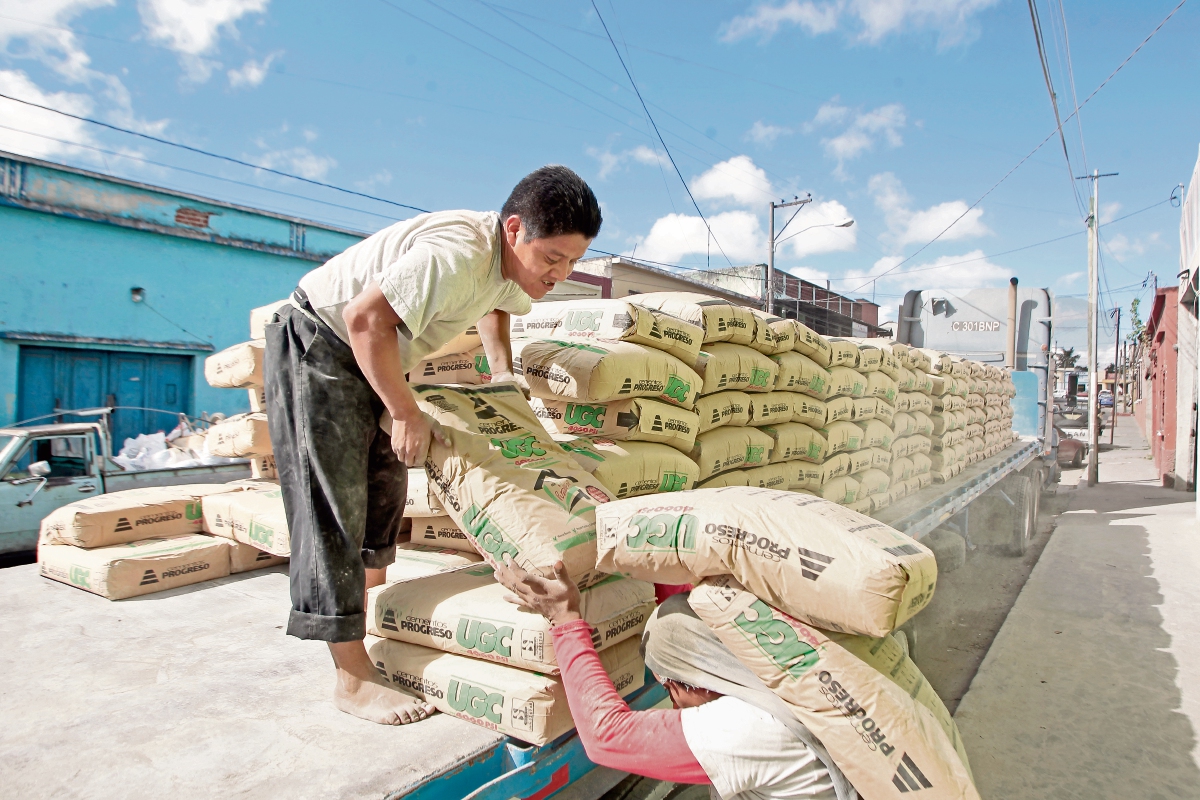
[263,292,407,642]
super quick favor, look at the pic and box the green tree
[1127,298,1146,345]
[1059,346,1080,368]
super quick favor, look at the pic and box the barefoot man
[263,166,602,724]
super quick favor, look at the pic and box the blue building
[0,151,366,444]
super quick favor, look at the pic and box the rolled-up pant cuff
[287,609,366,643]
[362,543,397,570]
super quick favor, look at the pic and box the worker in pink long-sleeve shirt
[495,561,858,800]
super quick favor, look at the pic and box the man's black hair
[501,165,602,241]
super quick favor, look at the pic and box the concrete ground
[955,419,1200,798]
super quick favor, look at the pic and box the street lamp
[766,196,854,314]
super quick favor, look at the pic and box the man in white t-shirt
[263,166,602,724]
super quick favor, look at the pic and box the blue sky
[1,0,1196,354]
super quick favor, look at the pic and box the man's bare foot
[329,639,435,725]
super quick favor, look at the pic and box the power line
[845,0,1189,295]
[0,92,430,213]
[589,0,734,269]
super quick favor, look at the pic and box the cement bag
[848,449,874,475]
[424,325,482,362]
[595,487,937,635]
[413,385,612,588]
[738,463,791,491]
[511,300,703,367]
[771,351,832,399]
[928,448,957,473]
[762,422,828,464]
[875,401,895,426]
[689,577,979,800]
[367,635,645,746]
[694,343,778,395]
[827,339,860,369]
[747,392,795,427]
[225,539,288,573]
[513,338,701,409]
[249,299,290,339]
[205,340,264,388]
[201,483,291,556]
[910,453,932,476]
[874,343,901,379]
[564,438,699,499]
[749,309,796,355]
[911,435,932,455]
[786,461,824,492]
[867,371,898,404]
[793,322,833,367]
[918,348,953,374]
[824,396,854,425]
[413,349,490,385]
[912,411,934,436]
[913,372,934,395]
[694,391,751,433]
[828,366,866,398]
[871,493,892,513]
[698,470,751,489]
[40,484,236,548]
[851,397,878,422]
[690,426,774,481]
[628,291,755,345]
[892,412,916,438]
[250,455,277,481]
[791,394,828,428]
[889,481,910,503]
[848,497,873,515]
[929,413,951,436]
[910,394,934,415]
[206,412,272,458]
[856,419,894,451]
[916,473,933,490]
[819,453,853,484]
[821,420,863,454]
[406,469,446,517]
[410,517,479,553]
[38,534,231,600]
[247,384,268,412]
[890,457,914,483]
[386,543,482,582]
[529,396,699,452]
[840,339,883,373]
[368,565,654,673]
[894,393,912,413]
[868,447,893,470]
[822,475,860,505]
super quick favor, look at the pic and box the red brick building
[1141,287,1179,483]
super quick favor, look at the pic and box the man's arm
[477,310,514,381]
[343,282,448,465]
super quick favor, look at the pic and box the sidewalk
[955,421,1200,798]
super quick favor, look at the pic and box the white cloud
[0,0,114,82]
[1100,202,1122,224]
[585,144,665,180]
[843,249,1010,293]
[635,210,765,264]
[0,69,97,158]
[868,171,990,247]
[690,155,774,206]
[806,99,905,175]
[1105,232,1160,259]
[722,0,1001,47]
[355,168,392,192]
[254,145,336,180]
[745,120,791,145]
[227,50,280,88]
[780,199,857,258]
[1055,271,1085,288]
[138,0,269,82]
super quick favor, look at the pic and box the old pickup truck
[0,408,250,555]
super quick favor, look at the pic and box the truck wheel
[1007,475,1034,556]
[1071,450,1083,468]
[1026,466,1043,532]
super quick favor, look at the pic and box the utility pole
[767,195,812,315]
[1076,169,1118,486]
[1110,306,1120,445]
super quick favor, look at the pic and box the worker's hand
[489,371,517,385]
[390,410,450,467]
[495,558,583,626]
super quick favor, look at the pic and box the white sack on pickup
[595,486,938,636]
[511,299,703,367]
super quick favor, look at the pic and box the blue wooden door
[17,347,192,444]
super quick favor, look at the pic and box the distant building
[1175,145,1200,494]
[0,151,363,442]
[1139,286,1180,484]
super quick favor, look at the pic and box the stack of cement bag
[596,487,981,800]
[368,381,651,745]
[37,482,286,599]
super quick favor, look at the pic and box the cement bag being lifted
[628,291,756,345]
[557,438,699,498]
[689,577,978,800]
[206,412,272,458]
[511,299,703,367]
[513,338,700,409]
[367,635,644,746]
[411,383,613,588]
[39,534,231,600]
[530,396,699,452]
[694,343,778,395]
[40,484,236,548]
[205,340,264,388]
[690,426,774,481]
[595,486,938,636]
[770,351,832,398]
[413,349,490,385]
[406,469,446,517]
[410,516,477,553]
[368,565,655,673]
[694,391,751,433]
